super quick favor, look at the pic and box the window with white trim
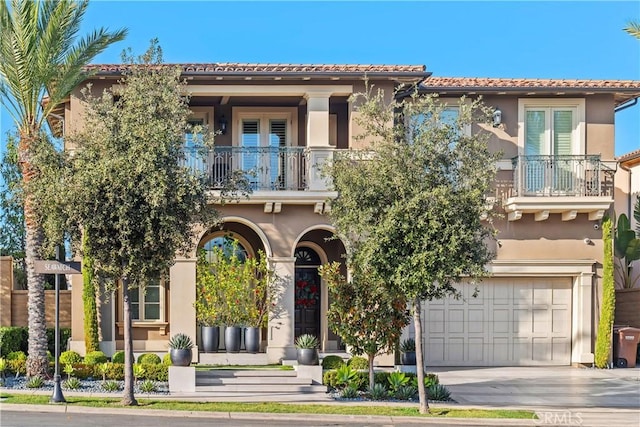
[130,277,167,322]
[518,99,585,155]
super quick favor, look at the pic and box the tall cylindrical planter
[201,326,219,353]
[224,326,242,353]
[244,327,260,353]
[401,351,416,365]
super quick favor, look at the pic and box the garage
[423,277,572,366]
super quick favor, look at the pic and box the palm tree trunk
[21,132,48,378]
[120,274,137,406]
[413,298,429,414]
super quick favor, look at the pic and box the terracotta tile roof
[618,149,640,164]
[421,76,640,91]
[83,63,427,76]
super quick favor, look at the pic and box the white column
[572,272,594,365]
[169,257,198,362]
[306,91,334,191]
[267,256,296,363]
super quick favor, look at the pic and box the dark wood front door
[294,247,321,340]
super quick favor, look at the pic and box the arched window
[201,234,250,264]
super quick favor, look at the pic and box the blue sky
[1,1,639,156]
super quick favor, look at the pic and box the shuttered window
[524,107,575,155]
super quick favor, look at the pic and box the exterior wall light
[218,115,228,135]
[492,108,502,127]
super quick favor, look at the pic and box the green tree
[325,87,499,413]
[319,262,410,390]
[595,216,615,368]
[0,134,26,282]
[0,0,126,377]
[81,233,99,353]
[54,41,247,406]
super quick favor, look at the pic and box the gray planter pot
[401,351,416,365]
[201,326,219,353]
[297,348,319,365]
[244,327,260,353]
[169,348,192,367]
[225,326,242,353]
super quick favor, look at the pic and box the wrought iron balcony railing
[182,146,307,191]
[511,155,613,197]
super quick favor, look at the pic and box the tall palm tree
[0,0,126,377]
[625,21,640,39]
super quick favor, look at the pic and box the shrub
[340,385,359,398]
[368,383,389,400]
[46,328,71,356]
[394,385,417,400]
[0,327,28,356]
[294,334,319,349]
[7,358,25,376]
[26,375,45,388]
[399,338,415,352]
[70,363,95,379]
[7,351,26,361]
[162,353,172,366]
[347,356,367,370]
[102,380,121,392]
[427,383,451,401]
[137,353,161,365]
[59,350,82,365]
[139,379,156,393]
[84,351,108,365]
[168,333,194,350]
[387,371,410,393]
[103,363,124,380]
[321,355,345,370]
[63,377,82,390]
[111,351,125,364]
[140,364,169,381]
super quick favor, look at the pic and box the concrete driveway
[431,366,640,408]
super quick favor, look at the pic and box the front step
[194,368,327,395]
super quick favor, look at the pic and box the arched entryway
[294,246,322,340]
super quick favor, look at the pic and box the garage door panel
[423,277,572,366]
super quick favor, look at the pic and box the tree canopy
[325,85,499,413]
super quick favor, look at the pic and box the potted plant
[194,250,222,352]
[168,333,194,366]
[244,250,277,353]
[295,334,319,365]
[400,338,416,365]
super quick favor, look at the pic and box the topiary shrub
[7,358,26,376]
[162,353,172,365]
[321,355,345,370]
[137,353,162,365]
[84,351,108,365]
[111,351,125,364]
[347,356,368,370]
[70,363,95,379]
[595,215,615,368]
[59,350,82,365]
[103,363,124,380]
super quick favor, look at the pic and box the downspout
[614,98,638,113]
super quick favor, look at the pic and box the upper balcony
[500,155,615,221]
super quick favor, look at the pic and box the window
[201,235,249,264]
[131,277,167,321]
[518,99,585,155]
[234,107,298,190]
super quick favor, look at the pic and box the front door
[294,247,321,340]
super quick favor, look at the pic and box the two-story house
[56,63,640,367]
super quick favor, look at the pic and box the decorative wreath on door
[295,280,319,308]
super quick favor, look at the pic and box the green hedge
[62,362,167,381]
[0,327,71,357]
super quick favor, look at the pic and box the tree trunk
[20,133,48,378]
[368,353,375,391]
[120,274,137,406]
[413,298,429,413]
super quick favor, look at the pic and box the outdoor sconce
[218,115,228,135]
[492,108,502,127]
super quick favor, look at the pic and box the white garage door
[423,278,572,366]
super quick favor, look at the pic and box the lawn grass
[0,393,535,419]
